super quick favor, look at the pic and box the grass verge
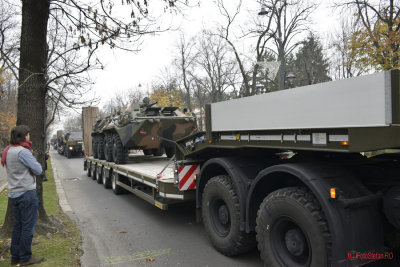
[0,159,82,266]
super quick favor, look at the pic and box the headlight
[69,146,73,150]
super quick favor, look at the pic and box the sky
[86,0,341,108]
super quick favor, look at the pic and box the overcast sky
[86,0,340,107]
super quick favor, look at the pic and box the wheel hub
[218,205,229,225]
[285,228,306,256]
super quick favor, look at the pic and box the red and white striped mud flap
[178,165,200,191]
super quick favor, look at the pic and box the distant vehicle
[64,131,83,158]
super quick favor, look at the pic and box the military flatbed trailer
[84,155,195,210]
[83,70,400,267]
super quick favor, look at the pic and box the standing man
[1,125,44,266]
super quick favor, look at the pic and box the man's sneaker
[11,259,19,265]
[20,257,44,266]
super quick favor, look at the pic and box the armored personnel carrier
[92,97,196,164]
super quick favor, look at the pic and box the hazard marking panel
[178,165,200,191]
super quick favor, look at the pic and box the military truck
[63,131,84,158]
[91,97,196,164]
[85,70,400,267]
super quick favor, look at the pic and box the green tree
[341,0,400,71]
[290,34,331,87]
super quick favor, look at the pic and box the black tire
[92,165,97,180]
[96,166,103,184]
[143,149,152,156]
[112,133,128,164]
[92,136,98,159]
[165,147,174,158]
[202,175,256,256]
[87,165,92,177]
[111,171,123,195]
[152,148,164,157]
[104,134,113,162]
[102,167,111,189]
[97,135,105,160]
[256,187,331,267]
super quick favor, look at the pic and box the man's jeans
[10,190,38,263]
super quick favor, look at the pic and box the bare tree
[215,0,277,96]
[174,32,197,111]
[259,0,316,90]
[194,30,238,102]
[328,15,362,79]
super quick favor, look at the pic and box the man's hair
[10,125,30,144]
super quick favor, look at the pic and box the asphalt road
[50,149,399,267]
[50,149,263,267]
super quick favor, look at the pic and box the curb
[0,181,7,192]
[50,154,72,212]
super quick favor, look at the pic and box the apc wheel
[152,148,164,157]
[143,149,152,156]
[97,135,105,160]
[92,165,97,180]
[92,136,98,159]
[111,171,123,195]
[104,134,113,162]
[96,166,103,184]
[102,167,111,189]
[87,165,92,177]
[112,133,128,164]
[165,147,174,158]
[256,187,331,267]
[202,175,256,256]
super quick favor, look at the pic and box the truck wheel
[143,149,152,156]
[92,165,97,180]
[67,150,71,158]
[111,171,123,195]
[112,133,128,164]
[202,175,256,256]
[92,136,98,159]
[152,148,164,157]
[97,135,105,160]
[165,147,174,158]
[96,166,103,184]
[256,187,331,267]
[102,168,111,189]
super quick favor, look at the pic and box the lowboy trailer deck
[85,70,400,267]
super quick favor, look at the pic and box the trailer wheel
[143,149,152,156]
[165,147,174,158]
[96,166,103,184]
[92,136,98,159]
[111,171,123,195]
[104,134,113,162]
[202,175,256,256]
[112,133,128,164]
[152,148,164,157]
[102,168,111,189]
[97,135,105,160]
[92,165,97,180]
[256,187,331,267]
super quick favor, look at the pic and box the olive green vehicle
[92,97,196,164]
[64,131,84,158]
